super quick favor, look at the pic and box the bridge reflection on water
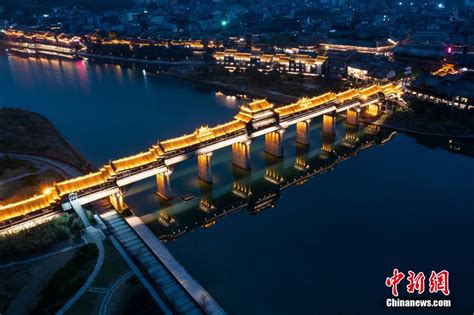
[125,122,396,242]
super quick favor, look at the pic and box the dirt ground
[0,248,78,315]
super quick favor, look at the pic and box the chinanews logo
[385,269,452,308]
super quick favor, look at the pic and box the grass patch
[33,243,98,314]
[0,214,83,261]
[92,240,130,287]
[0,157,38,177]
[118,277,164,315]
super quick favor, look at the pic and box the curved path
[57,237,105,315]
[98,271,134,315]
[0,153,83,178]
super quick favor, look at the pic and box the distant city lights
[437,3,445,8]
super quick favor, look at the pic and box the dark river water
[1,54,473,314]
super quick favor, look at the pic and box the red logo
[385,269,405,297]
[386,269,450,297]
[429,270,450,296]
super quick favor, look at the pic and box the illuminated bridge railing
[0,83,403,224]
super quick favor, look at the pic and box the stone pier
[322,114,336,135]
[296,119,311,145]
[232,140,251,170]
[346,108,360,126]
[156,169,174,200]
[265,129,285,157]
[197,152,213,183]
[366,103,381,117]
[109,191,126,212]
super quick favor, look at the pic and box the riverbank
[161,68,298,104]
[0,108,91,171]
[165,66,300,104]
[0,109,91,204]
[370,109,474,139]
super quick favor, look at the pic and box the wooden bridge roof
[112,149,161,172]
[359,85,382,99]
[260,55,274,62]
[160,121,246,153]
[310,92,337,106]
[0,190,59,222]
[0,84,403,224]
[242,99,273,113]
[336,89,361,103]
[56,168,113,196]
[275,92,337,118]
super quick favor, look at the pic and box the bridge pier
[232,140,251,170]
[295,119,311,145]
[197,152,213,183]
[346,108,360,126]
[366,103,381,117]
[109,190,127,212]
[156,169,174,200]
[265,129,285,157]
[322,114,336,135]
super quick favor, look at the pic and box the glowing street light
[221,20,228,27]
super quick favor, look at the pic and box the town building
[213,49,328,76]
[406,73,474,110]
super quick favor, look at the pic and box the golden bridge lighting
[0,84,403,224]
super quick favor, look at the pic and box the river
[1,53,473,314]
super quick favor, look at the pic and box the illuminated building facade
[2,29,83,59]
[406,74,474,110]
[320,38,397,55]
[213,49,328,76]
